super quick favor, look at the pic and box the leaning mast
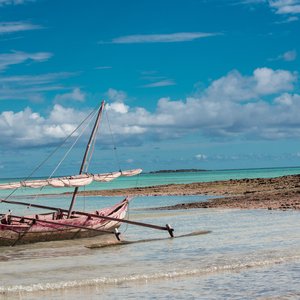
[67,100,105,218]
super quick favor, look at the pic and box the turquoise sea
[0,167,300,299]
[1,166,300,198]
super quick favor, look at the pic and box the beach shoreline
[71,174,300,211]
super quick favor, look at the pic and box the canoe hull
[0,199,128,247]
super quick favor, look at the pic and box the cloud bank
[1,67,299,149]
[0,105,88,147]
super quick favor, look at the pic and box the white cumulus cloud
[54,88,86,103]
[283,50,297,61]
[0,105,89,147]
[106,88,127,103]
[106,102,129,114]
[205,67,297,101]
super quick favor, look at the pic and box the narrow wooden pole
[0,198,174,235]
[72,210,172,233]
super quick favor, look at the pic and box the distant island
[149,169,208,174]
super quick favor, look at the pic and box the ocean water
[0,196,299,299]
[0,168,300,299]
[1,166,300,198]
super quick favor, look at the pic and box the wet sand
[75,174,300,211]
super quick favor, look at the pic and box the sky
[0,0,300,177]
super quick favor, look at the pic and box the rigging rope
[49,107,99,178]
[3,105,99,201]
[105,110,121,172]
[122,200,130,234]
[83,185,86,212]
[25,107,99,200]
[103,109,142,236]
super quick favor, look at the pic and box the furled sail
[93,172,121,182]
[121,169,142,177]
[0,169,142,190]
[47,178,65,188]
[22,180,49,188]
[0,182,22,190]
[50,174,94,188]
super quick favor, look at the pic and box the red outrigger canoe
[0,198,129,246]
[0,101,174,247]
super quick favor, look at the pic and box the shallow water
[0,195,299,299]
[1,166,300,198]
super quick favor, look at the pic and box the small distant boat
[0,101,173,247]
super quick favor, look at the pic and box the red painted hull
[0,199,129,246]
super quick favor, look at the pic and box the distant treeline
[149,169,208,174]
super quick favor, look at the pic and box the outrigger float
[0,101,174,247]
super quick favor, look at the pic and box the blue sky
[0,0,300,177]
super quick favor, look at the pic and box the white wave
[1,255,300,295]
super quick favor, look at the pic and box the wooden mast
[67,100,105,218]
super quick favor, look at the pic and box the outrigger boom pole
[0,198,174,237]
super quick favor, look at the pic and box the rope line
[3,105,99,201]
[105,110,121,171]
[49,108,99,178]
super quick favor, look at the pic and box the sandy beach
[75,174,300,210]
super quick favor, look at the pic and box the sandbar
[75,174,300,210]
